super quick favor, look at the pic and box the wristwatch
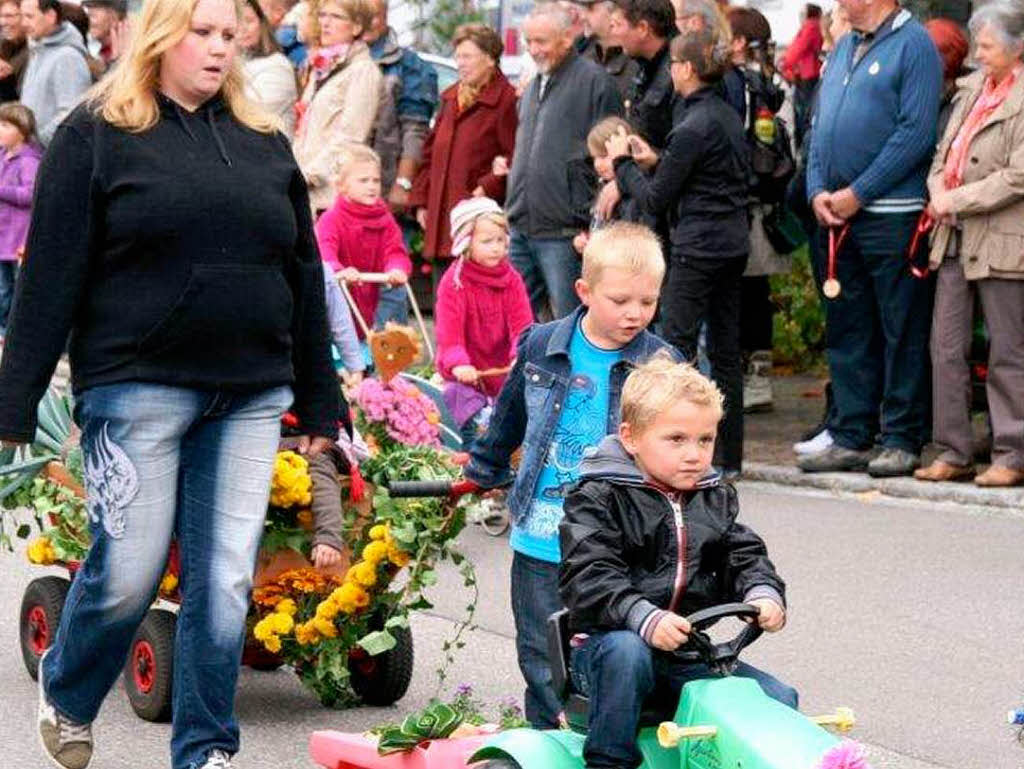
[396,177,413,191]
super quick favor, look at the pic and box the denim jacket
[464,307,680,522]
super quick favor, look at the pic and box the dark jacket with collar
[615,86,751,258]
[506,49,623,238]
[627,40,679,152]
[559,435,785,636]
[464,306,679,519]
[0,97,340,441]
[576,34,639,104]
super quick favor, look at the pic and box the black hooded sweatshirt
[0,95,339,441]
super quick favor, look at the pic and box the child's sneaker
[200,749,233,768]
[37,650,93,769]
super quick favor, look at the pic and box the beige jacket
[928,69,1024,280]
[293,41,384,211]
[243,52,298,139]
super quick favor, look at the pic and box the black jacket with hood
[0,96,340,441]
[559,435,785,638]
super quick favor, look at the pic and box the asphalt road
[1,483,1022,769]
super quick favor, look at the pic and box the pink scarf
[294,43,351,142]
[944,66,1021,189]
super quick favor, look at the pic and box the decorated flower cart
[5,324,482,721]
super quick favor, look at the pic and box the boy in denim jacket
[465,222,679,728]
[560,358,796,769]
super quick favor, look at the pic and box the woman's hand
[471,186,486,197]
[492,155,509,177]
[572,231,589,254]
[385,269,408,286]
[628,135,658,169]
[415,208,428,230]
[595,180,621,221]
[604,127,632,161]
[452,365,479,384]
[930,189,956,219]
[312,544,342,569]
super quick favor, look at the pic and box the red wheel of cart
[19,576,70,680]
[123,609,176,722]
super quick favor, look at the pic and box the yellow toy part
[810,707,857,733]
[656,722,718,748]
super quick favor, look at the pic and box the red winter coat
[781,18,822,83]
[315,196,411,336]
[434,257,533,397]
[408,71,518,260]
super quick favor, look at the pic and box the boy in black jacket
[559,358,796,769]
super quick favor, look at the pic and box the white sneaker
[744,373,774,412]
[793,429,834,455]
[38,650,93,769]
[201,750,233,769]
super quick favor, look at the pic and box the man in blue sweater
[801,0,941,477]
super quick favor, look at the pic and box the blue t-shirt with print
[510,321,622,562]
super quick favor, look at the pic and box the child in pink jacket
[435,197,534,447]
[315,145,411,337]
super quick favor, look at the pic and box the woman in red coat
[780,3,823,149]
[409,23,518,282]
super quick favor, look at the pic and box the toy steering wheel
[671,603,763,675]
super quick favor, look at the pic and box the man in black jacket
[506,1,623,320]
[574,0,638,102]
[560,359,795,769]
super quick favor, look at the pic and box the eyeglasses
[317,11,352,22]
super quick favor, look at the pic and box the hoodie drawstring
[169,100,232,167]
[207,108,232,167]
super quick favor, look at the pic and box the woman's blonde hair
[88,0,277,134]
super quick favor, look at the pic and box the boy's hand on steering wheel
[748,598,786,632]
[649,612,692,651]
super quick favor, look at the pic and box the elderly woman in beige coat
[916,0,1024,488]
[293,0,383,212]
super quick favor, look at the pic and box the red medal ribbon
[907,211,934,279]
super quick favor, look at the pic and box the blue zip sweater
[806,9,941,213]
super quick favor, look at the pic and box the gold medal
[823,278,841,299]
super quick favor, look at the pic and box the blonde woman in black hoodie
[0,0,339,766]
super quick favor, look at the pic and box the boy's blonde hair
[621,355,724,433]
[582,221,665,287]
[586,116,632,158]
[335,144,382,188]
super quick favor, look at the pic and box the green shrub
[770,245,826,371]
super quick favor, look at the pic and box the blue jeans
[374,284,409,327]
[819,212,934,451]
[510,551,564,728]
[42,382,293,769]
[571,630,798,769]
[0,260,18,330]
[508,230,581,320]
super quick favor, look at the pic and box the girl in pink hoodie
[435,197,533,447]
[0,103,40,333]
[315,145,411,337]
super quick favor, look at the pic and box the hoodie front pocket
[137,264,293,370]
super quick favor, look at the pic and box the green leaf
[15,523,30,539]
[419,569,438,587]
[357,630,397,656]
[384,615,409,630]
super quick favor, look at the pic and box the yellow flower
[270,451,313,508]
[313,616,338,638]
[253,617,275,641]
[271,612,294,635]
[159,573,179,594]
[348,561,377,587]
[369,524,388,541]
[315,598,340,620]
[362,541,388,565]
[387,543,411,567]
[331,583,367,614]
[26,537,56,565]
[275,598,298,616]
[294,622,320,646]
[263,634,282,653]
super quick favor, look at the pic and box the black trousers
[739,275,775,353]
[662,251,749,471]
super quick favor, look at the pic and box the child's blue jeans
[570,630,798,769]
[41,381,292,769]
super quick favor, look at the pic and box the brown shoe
[974,465,1024,487]
[913,460,975,482]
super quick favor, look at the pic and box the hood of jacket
[369,28,402,66]
[580,434,721,490]
[30,21,87,54]
[156,92,236,166]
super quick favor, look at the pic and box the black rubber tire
[19,576,70,680]
[348,622,414,706]
[474,760,522,768]
[123,609,176,723]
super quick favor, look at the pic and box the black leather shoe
[867,448,920,477]
[796,445,872,473]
